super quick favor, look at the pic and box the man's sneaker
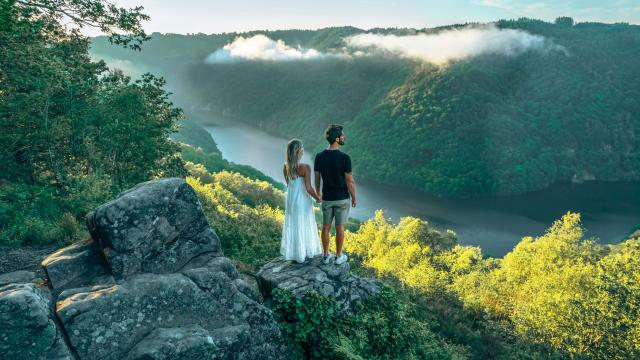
[335,253,348,265]
[322,253,335,265]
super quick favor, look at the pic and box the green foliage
[271,287,465,360]
[271,288,338,359]
[0,179,101,245]
[554,17,574,26]
[181,143,284,190]
[13,0,150,50]
[0,0,185,245]
[187,175,284,270]
[453,214,640,359]
[92,20,640,197]
[346,210,638,358]
[347,210,461,295]
[171,117,221,154]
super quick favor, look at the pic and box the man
[314,124,356,265]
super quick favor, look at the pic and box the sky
[84,0,639,36]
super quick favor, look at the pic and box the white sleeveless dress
[281,176,322,263]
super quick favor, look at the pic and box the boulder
[42,238,114,294]
[86,178,221,278]
[256,255,383,313]
[0,281,72,360]
[56,266,284,360]
[41,179,288,360]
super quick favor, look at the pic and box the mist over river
[202,117,640,257]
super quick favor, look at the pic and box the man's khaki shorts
[321,198,350,225]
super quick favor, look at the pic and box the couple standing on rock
[281,124,356,265]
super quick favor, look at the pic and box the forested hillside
[91,19,640,197]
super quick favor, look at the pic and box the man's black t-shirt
[314,149,352,201]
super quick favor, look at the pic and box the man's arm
[344,155,356,207]
[314,171,322,199]
[345,172,356,208]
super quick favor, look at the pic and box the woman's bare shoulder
[296,163,311,176]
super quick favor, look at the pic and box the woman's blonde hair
[284,139,304,182]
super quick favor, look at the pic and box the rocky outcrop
[86,178,220,279]
[256,255,383,313]
[0,178,287,360]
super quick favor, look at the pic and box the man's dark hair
[325,124,343,144]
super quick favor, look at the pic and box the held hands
[315,192,323,203]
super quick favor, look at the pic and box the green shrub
[0,178,108,246]
[19,216,58,245]
[53,212,81,244]
[187,176,284,270]
[271,287,466,360]
[272,288,338,359]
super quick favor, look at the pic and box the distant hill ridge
[91,18,640,197]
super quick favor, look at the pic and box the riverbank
[199,114,640,256]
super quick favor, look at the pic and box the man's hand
[351,197,356,208]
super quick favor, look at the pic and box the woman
[281,139,323,263]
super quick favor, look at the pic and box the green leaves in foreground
[271,287,466,360]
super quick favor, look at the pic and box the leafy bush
[0,179,107,246]
[54,212,81,244]
[271,287,466,360]
[271,288,338,359]
[187,176,284,270]
[347,210,638,358]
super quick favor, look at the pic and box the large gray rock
[56,262,285,360]
[86,178,221,278]
[0,282,72,360]
[256,255,383,313]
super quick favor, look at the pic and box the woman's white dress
[281,176,322,263]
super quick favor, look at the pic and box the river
[203,118,640,257]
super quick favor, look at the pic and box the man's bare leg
[335,224,345,257]
[321,224,331,256]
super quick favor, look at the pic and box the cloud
[345,25,566,64]
[205,34,329,63]
[204,27,566,66]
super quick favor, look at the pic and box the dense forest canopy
[91,19,640,197]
